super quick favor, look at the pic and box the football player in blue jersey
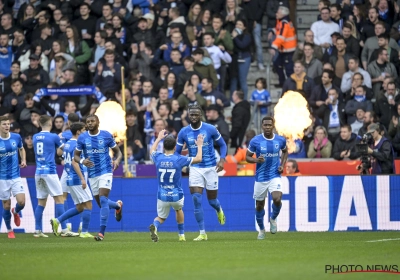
[149,129,204,242]
[74,114,123,241]
[0,116,27,239]
[33,115,79,237]
[59,113,80,231]
[51,122,94,238]
[246,116,288,239]
[175,104,227,241]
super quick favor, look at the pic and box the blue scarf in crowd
[33,86,106,103]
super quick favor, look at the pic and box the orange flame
[95,101,127,143]
[274,91,312,153]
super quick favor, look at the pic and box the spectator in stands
[178,82,207,112]
[115,88,138,112]
[206,104,230,151]
[361,21,400,70]
[21,107,41,136]
[375,81,397,129]
[3,78,25,113]
[23,133,35,165]
[377,0,394,26]
[230,90,250,149]
[12,29,29,61]
[368,33,400,70]
[89,31,107,73]
[60,99,94,123]
[168,99,187,134]
[350,108,365,135]
[50,53,75,85]
[332,124,360,160]
[310,70,340,118]
[302,43,322,79]
[96,3,113,31]
[164,71,182,99]
[221,0,246,33]
[288,139,307,158]
[1,61,22,96]
[72,3,97,48]
[94,49,122,94]
[311,7,340,50]
[51,115,65,134]
[0,34,13,79]
[367,47,398,99]
[192,48,219,89]
[323,88,346,142]
[125,109,142,149]
[367,122,394,174]
[250,77,271,122]
[313,62,342,89]
[341,57,372,93]
[269,4,296,88]
[358,110,382,137]
[293,30,324,62]
[388,103,400,139]
[360,7,386,44]
[200,78,229,109]
[329,37,351,80]
[160,31,190,63]
[307,126,332,158]
[167,7,187,36]
[330,4,344,31]
[19,41,49,73]
[230,19,252,96]
[129,42,153,80]
[285,159,301,175]
[321,32,339,62]
[350,4,366,35]
[282,61,314,99]
[345,86,373,123]
[178,57,198,87]
[0,13,16,40]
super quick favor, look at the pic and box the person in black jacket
[323,88,347,143]
[332,124,360,160]
[206,104,230,152]
[72,3,97,48]
[282,61,314,99]
[342,23,360,57]
[367,123,394,174]
[230,90,250,148]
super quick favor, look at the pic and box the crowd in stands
[1,0,400,167]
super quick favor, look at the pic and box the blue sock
[64,201,69,223]
[271,203,282,220]
[57,208,80,225]
[99,196,109,235]
[2,209,11,230]
[15,203,24,213]
[208,199,221,212]
[34,205,45,231]
[55,204,67,230]
[178,223,184,235]
[256,209,265,230]
[154,220,161,229]
[192,193,205,231]
[81,209,91,233]
[108,200,120,210]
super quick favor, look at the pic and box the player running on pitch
[74,114,123,241]
[149,129,204,242]
[246,116,288,239]
[33,115,78,237]
[0,116,27,239]
[51,122,93,238]
[175,104,227,241]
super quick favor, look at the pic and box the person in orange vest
[285,159,302,176]
[226,129,256,175]
[268,4,297,88]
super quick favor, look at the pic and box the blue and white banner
[0,176,399,233]
[33,86,106,103]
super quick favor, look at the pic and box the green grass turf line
[0,232,399,280]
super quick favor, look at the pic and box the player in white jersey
[149,130,204,242]
[0,116,27,239]
[246,117,288,239]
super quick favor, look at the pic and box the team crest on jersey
[12,142,16,146]
[99,140,104,145]
[275,144,279,149]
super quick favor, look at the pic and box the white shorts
[60,169,69,193]
[69,185,93,205]
[189,167,218,190]
[35,174,63,199]
[0,178,25,200]
[88,173,113,196]
[253,178,283,201]
[157,198,184,219]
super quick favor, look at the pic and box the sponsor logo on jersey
[0,150,17,157]
[260,152,279,157]
[86,148,106,154]
[261,147,267,151]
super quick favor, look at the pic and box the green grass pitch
[1,231,399,279]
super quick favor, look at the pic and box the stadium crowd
[0,0,399,169]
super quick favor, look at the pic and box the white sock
[200,230,206,235]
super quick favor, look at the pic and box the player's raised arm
[18,146,27,168]
[151,129,168,154]
[192,134,204,164]
[279,145,289,173]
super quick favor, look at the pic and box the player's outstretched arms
[246,150,264,164]
[192,134,204,164]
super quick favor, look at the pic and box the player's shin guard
[208,199,221,212]
[57,208,80,225]
[256,209,265,230]
[99,196,110,235]
[2,209,12,230]
[271,203,282,220]
[81,209,91,233]
[15,202,24,213]
[178,223,184,235]
[192,193,205,231]
[34,205,45,231]
[107,200,120,210]
[55,204,67,230]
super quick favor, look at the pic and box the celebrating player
[33,115,78,237]
[0,116,27,239]
[51,122,93,238]
[246,116,288,239]
[74,114,123,241]
[59,113,81,231]
[149,130,204,242]
[175,104,227,241]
